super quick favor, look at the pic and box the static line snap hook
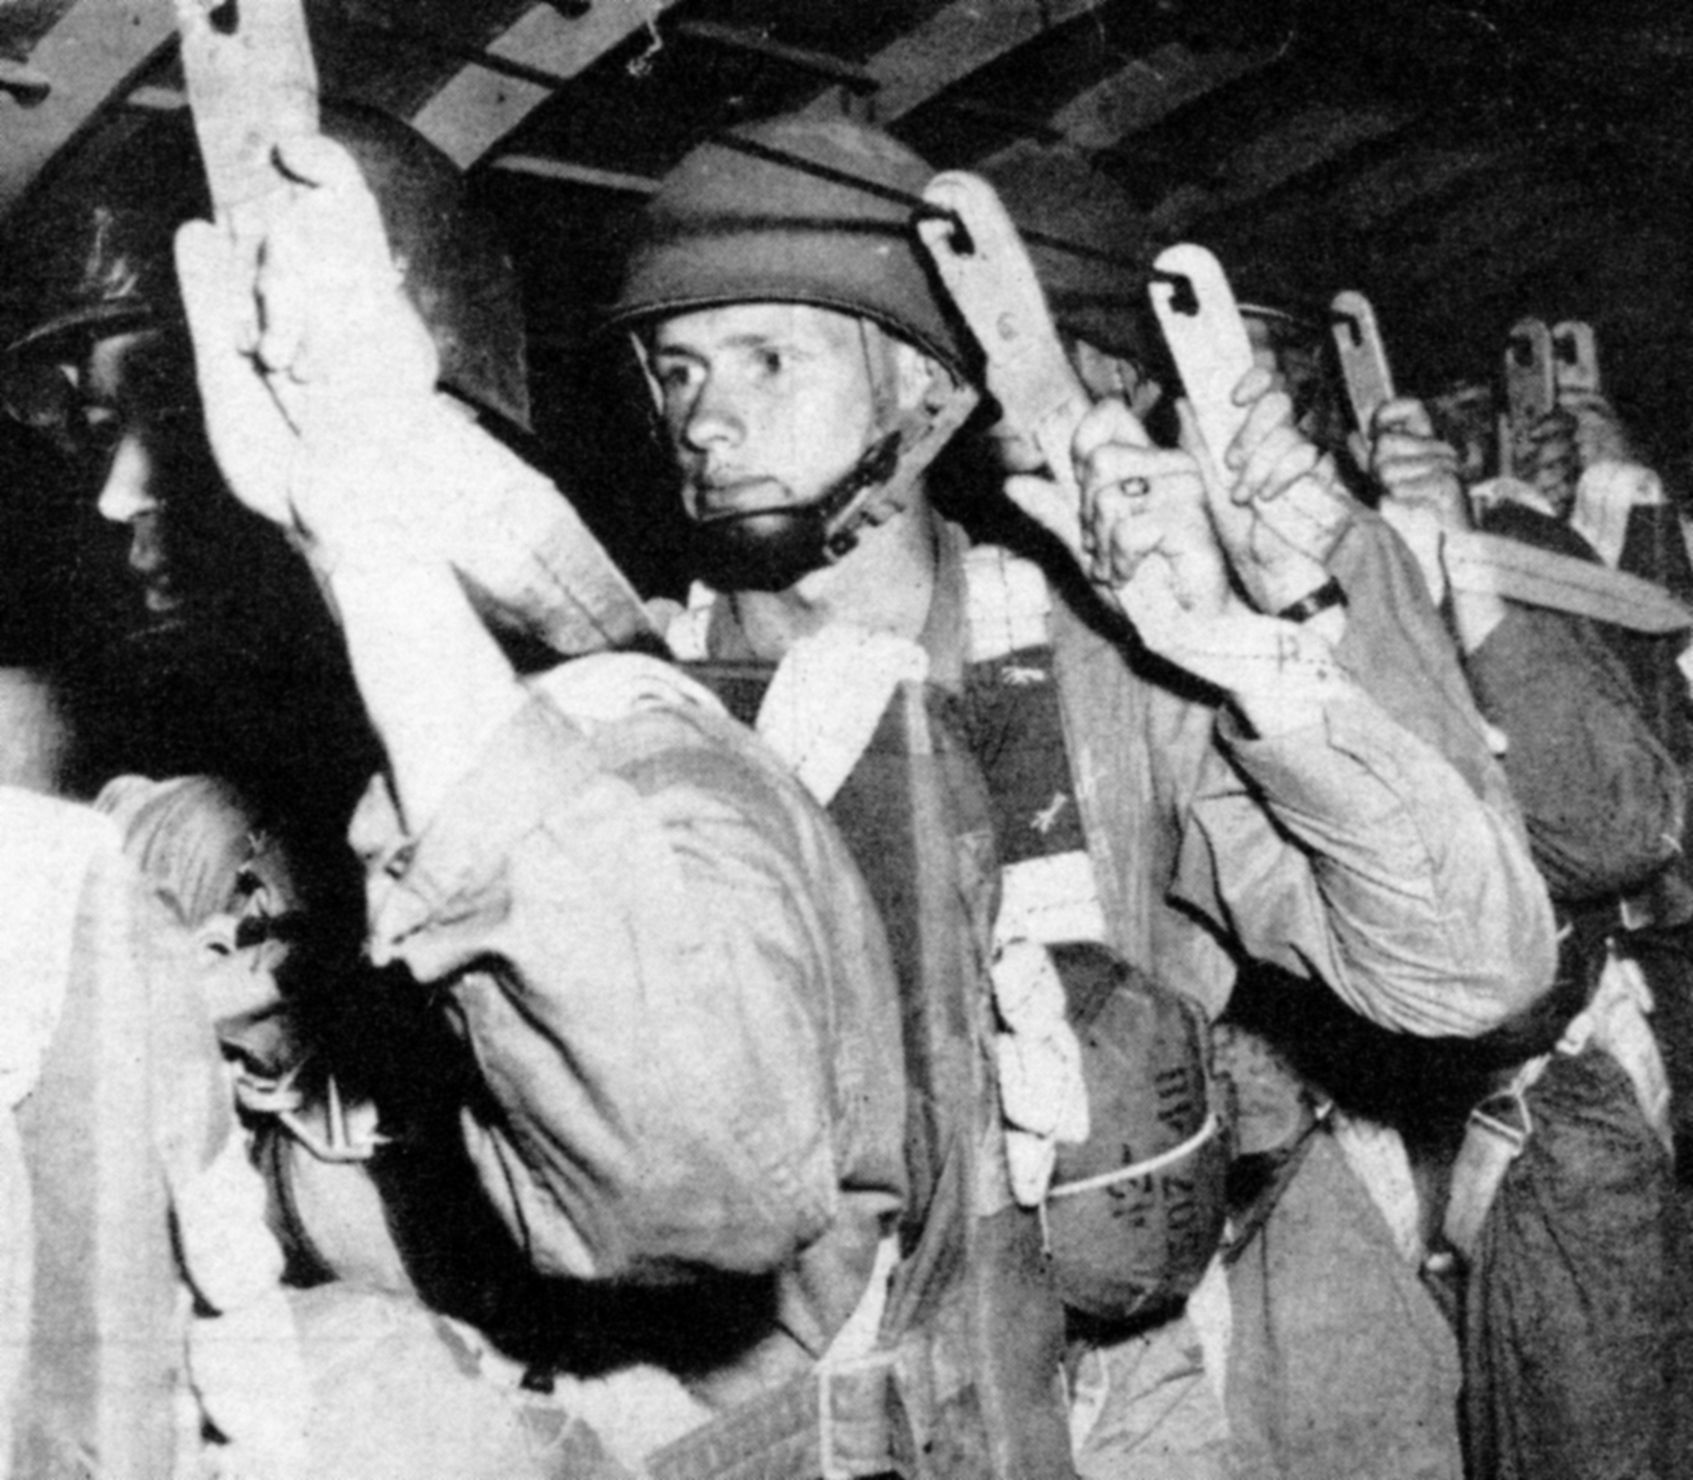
[916,203,973,255]
[1332,310,1365,347]
[0,59,52,106]
[1150,269,1198,317]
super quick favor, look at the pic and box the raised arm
[1368,395,1685,902]
[174,137,526,835]
[174,139,904,1281]
[349,670,903,1280]
[1076,382,1556,1037]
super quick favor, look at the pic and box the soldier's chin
[121,578,194,641]
[688,506,830,593]
[142,584,181,615]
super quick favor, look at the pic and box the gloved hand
[1510,407,1581,518]
[1208,365,1350,615]
[174,134,445,564]
[1072,395,1240,631]
[1368,396,1469,603]
[1370,397,1469,526]
[1558,385,1636,470]
[1071,394,1344,728]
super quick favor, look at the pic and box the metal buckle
[234,1061,389,1163]
[1467,1085,1533,1154]
[1619,892,1655,933]
[817,1350,901,1480]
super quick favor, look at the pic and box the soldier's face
[648,302,886,522]
[1244,313,1348,455]
[8,327,312,656]
[74,330,211,622]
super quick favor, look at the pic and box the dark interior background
[3,0,1691,612]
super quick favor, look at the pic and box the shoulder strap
[960,547,1112,951]
[1445,528,1693,633]
[962,545,1053,665]
[754,626,929,806]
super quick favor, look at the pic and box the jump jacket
[350,662,907,1409]
[687,506,1557,1036]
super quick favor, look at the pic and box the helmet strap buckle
[818,375,978,560]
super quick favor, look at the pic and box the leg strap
[645,1351,909,1480]
[1440,1054,1550,1260]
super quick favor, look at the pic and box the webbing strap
[962,546,1052,664]
[1220,1116,1324,1269]
[0,793,106,1109]
[644,1354,904,1480]
[1570,461,1663,570]
[1440,945,1676,1263]
[1444,529,1693,633]
[755,627,929,806]
[1440,1055,1549,1261]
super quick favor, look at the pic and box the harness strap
[754,626,929,806]
[1440,1054,1548,1261]
[1441,933,1675,1262]
[1220,1115,1326,1269]
[1443,528,1693,633]
[1571,460,1664,570]
[963,545,1052,664]
[644,1352,907,1480]
[997,852,1107,947]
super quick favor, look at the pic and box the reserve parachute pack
[952,544,1226,1326]
[908,168,1229,1330]
[1041,941,1223,1321]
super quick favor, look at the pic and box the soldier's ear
[890,337,948,414]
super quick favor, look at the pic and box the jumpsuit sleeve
[350,686,898,1284]
[1170,511,1558,1038]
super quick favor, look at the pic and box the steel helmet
[607,112,976,383]
[607,112,981,590]
[979,143,1154,367]
[1,102,530,433]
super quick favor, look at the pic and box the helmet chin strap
[815,317,978,558]
[687,430,903,591]
[693,324,978,589]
